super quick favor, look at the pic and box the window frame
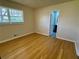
[0,6,24,25]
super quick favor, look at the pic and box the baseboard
[0,33,79,56]
[75,42,79,56]
[57,37,79,56]
[0,32,33,43]
[36,32,49,36]
[57,37,76,43]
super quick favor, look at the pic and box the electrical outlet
[14,34,17,37]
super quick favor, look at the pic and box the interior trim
[0,32,78,56]
[0,32,33,43]
[57,37,79,56]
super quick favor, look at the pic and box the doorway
[49,10,60,38]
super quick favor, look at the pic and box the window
[0,6,24,24]
[1,7,9,23]
[9,9,24,23]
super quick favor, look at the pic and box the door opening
[49,10,60,38]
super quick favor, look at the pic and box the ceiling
[11,0,73,8]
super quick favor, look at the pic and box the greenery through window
[0,6,24,24]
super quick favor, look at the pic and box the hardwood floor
[0,33,77,59]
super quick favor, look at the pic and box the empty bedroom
[0,0,79,59]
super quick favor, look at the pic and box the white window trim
[0,6,24,24]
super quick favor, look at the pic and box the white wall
[0,1,34,42]
[35,0,79,55]
[0,0,79,56]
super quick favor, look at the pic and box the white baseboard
[75,42,79,56]
[0,33,79,56]
[57,37,76,43]
[36,32,49,36]
[0,32,33,43]
[57,37,79,56]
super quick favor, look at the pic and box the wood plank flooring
[0,33,77,59]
